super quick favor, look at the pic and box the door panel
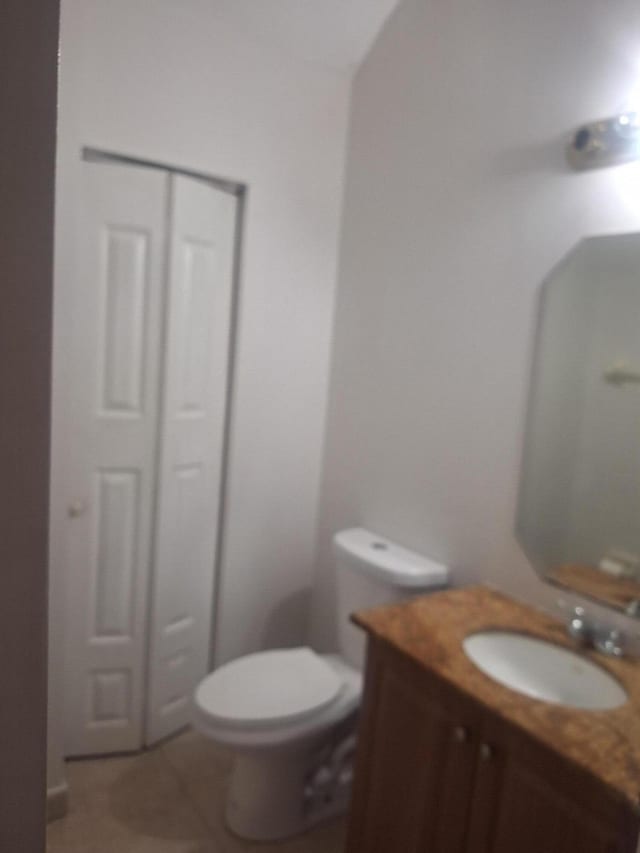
[93,469,139,637]
[146,174,236,744]
[63,161,168,755]
[99,227,148,414]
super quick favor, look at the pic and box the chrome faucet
[566,606,626,657]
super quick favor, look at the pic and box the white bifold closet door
[63,160,235,756]
[145,173,235,745]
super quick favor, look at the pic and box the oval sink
[463,631,627,710]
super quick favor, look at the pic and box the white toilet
[192,527,449,841]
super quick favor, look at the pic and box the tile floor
[47,729,347,853]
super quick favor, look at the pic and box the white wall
[312,0,640,650]
[50,0,350,786]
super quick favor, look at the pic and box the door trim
[83,147,243,197]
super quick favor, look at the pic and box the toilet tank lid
[332,528,449,589]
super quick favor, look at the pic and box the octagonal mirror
[517,233,640,616]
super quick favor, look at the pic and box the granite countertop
[352,585,640,812]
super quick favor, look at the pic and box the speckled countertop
[352,585,640,811]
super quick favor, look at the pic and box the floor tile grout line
[49,739,343,853]
[49,746,226,853]
[156,741,222,843]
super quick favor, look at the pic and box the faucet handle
[567,606,591,644]
[556,598,585,620]
[558,600,628,657]
[593,627,625,657]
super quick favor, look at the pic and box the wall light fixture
[567,111,640,170]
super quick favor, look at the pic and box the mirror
[517,234,640,617]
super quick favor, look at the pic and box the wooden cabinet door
[346,642,479,853]
[489,755,635,853]
[498,765,622,852]
[466,718,639,853]
[348,637,639,853]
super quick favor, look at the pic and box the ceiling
[211,0,402,71]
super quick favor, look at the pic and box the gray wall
[312,0,640,648]
[0,0,59,848]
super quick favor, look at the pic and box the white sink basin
[463,631,627,710]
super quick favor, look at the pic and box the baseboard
[46,781,69,822]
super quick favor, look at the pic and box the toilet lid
[195,647,343,728]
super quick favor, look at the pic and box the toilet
[192,527,449,841]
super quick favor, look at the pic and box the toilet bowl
[192,527,449,841]
[193,649,361,840]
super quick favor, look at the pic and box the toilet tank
[333,528,449,669]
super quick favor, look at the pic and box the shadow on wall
[488,135,569,178]
[261,588,312,649]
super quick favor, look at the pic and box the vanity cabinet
[346,637,638,853]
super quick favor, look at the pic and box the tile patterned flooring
[47,730,347,853]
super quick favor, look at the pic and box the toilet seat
[193,652,361,750]
[195,647,342,730]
